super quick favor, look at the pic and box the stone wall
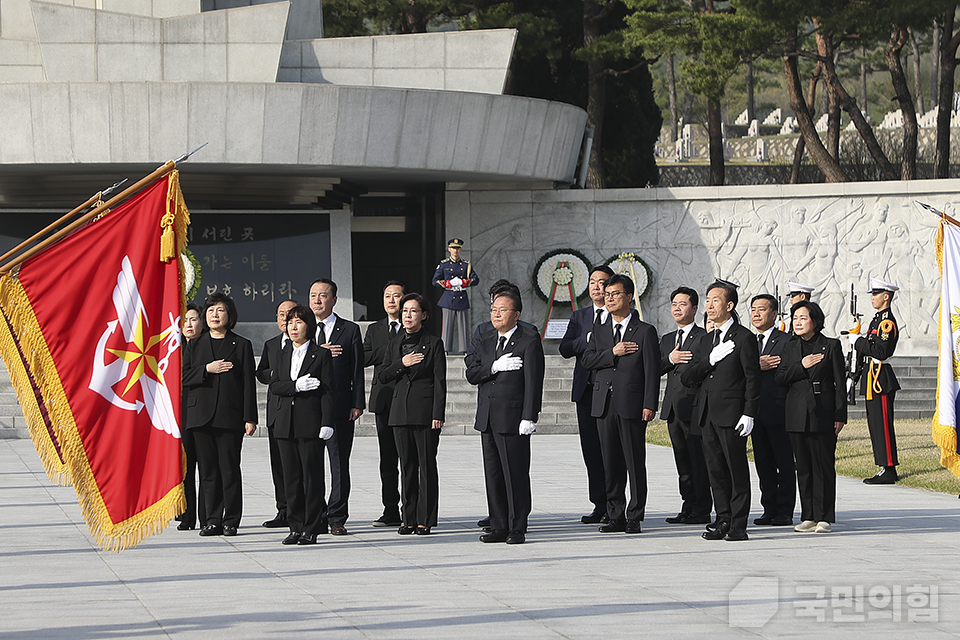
[448,179,960,355]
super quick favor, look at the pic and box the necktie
[595,308,604,326]
[713,330,720,347]
[614,324,622,344]
[496,336,506,358]
[676,329,683,350]
[757,333,765,354]
[390,321,399,337]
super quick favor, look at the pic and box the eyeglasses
[490,307,517,315]
[603,290,627,300]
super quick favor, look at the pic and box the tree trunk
[668,55,679,142]
[935,11,959,179]
[746,61,755,123]
[791,62,821,184]
[826,80,841,160]
[885,26,918,180]
[910,29,925,115]
[707,97,725,186]
[932,20,942,112]
[860,46,869,114]
[584,1,606,188]
[784,35,848,182]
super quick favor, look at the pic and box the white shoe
[794,520,817,532]
[815,521,832,533]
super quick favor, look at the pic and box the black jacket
[316,316,365,422]
[363,317,399,415]
[775,333,847,432]
[378,331,446,426]
[756,328,789,426]
[658,324,705,423]
[268,341,335,439]
[255,334,285,427]
[183,331,258,430]
[853,308,900,395]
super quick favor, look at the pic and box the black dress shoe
[665,512,690,524]
[373,513,402,527]
[599,520,626,533]
[223,526,238,537]
[298,533,318,545]
[770,515,793,526]
[398,525,417,535]
[702,522,729,540]
[705,519,723,532]
[477,517,491,528]
[415,526,431,535]
[753,514,774,526]
[625,520,642,534]
[480,529,509,543]
[177,522,195,531]
[282,532,302,545]
[199,524,223,537]
[262,512,289,529]
[864,467,898,484]
[505,531,525,544]
[681,513,712,524]
[581,510,607,524]
[724,527,749,541]
[330,523,348,536]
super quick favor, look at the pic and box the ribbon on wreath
[540,261,578,339]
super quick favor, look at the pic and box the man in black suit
[362,280,406,528]
[680,280,760,542]
[581,274,660,534]
[559,265,613,524]
[749,293,795,526]
[256,299,299,529]
[310,278,365,536]
[659,286,712,525]
[466,290,545,545]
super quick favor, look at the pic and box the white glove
[320,426,334,440]
[450,277,463,287]
[296,375,320,392]
[519,420,536,436]
[491,352,523,374]
[846,378,855,393]
[847,333,860,348]
[709,340,735,366]
[735,415,754,437]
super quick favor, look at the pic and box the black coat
[183,331,258,430]
[658,324,705,423]
[466,325,545,434]
[559,305,606,403]
[378,331,447,426]
[268,341,335,439]
[853,308,900,394]
[775,333,847,432]
[255,334,285,427]
[362,317,398,415]
[756,328,789,426]
[316,316,365,422]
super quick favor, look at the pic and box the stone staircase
[0,354,938,440]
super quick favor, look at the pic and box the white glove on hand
[847,333,860,348]
[320,426,334,440]
[450,277,463,287]
[519,420,536,436]
[735,415,754,437]
[709,340,736,366]
[491,352,523,374]
[846,378,855,393]
[296,375,321,392]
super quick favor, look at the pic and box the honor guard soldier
[432,238,480,354]
[847,278,900,484]
[788,282,814,305]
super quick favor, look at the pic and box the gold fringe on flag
[932,223,960,478]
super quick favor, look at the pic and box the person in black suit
[363,281,406,528]
[559,265,613,524]
[256,299,299,530]
[466,290,545,545]
[378,293,446,535]
[177,303,206,531]
[658,286,712,525]
[776,301,846,534]
[269,305,335,545]
[183,293,258,537]
[680,280,760,542]
[748,294,795,526]
[310,278,365,536]
[581,274,659,534]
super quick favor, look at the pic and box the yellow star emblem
[107,310,170,396]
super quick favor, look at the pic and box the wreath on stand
[604,252,652,319]
[182,248,202,302]
[532,249,592,338]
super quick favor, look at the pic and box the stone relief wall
[454,182,956,355]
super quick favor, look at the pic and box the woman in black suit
[178,303,205,530]
[269,305,335,546]
[378,293,446,535]
[183,293,258,537]
[775,301,846,535]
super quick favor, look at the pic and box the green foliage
[322,0,470,35]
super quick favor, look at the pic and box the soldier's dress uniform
[852,280,900,484]
[432,240,480,354]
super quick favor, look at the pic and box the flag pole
[916,200,960,229]
[0,161,177,276]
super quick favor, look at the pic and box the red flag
[0,172,190,550]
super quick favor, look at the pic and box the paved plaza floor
[0,434,958,638]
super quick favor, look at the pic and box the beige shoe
[794,520,817,532]
[815,521,832,533]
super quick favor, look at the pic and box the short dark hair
[400,292,431,324]
[185,302,206,331]
[706,280,738,308]
[671,286,698,307]
[790,300,825,333]
[590,265,615,279]
[493,290,522,313]
[285,304,318,338]
[203,293,238,331]
[751,293,778,312]
[278,299,300,308]
[310,278,337,298]
[604,273,635,297]
[488,278,520,299]
[383,280,407,293]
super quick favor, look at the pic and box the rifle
[839,283,863,405]
[775,284,787,332]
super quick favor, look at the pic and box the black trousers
[180,429,206,528]
[701,419,751,531]
[866,391,898,467]
[575,399,607,512]
[376,411,401,516]
[790,430,837,523]
[192,426,244,528]
[325,419,355,525]
[597,410,648,523]
[666,416,712,517]
[277,436,327,534]
[394,425,440,527]
[750,418,796,518]
[267,426,287,516]
[481,429,531,533]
